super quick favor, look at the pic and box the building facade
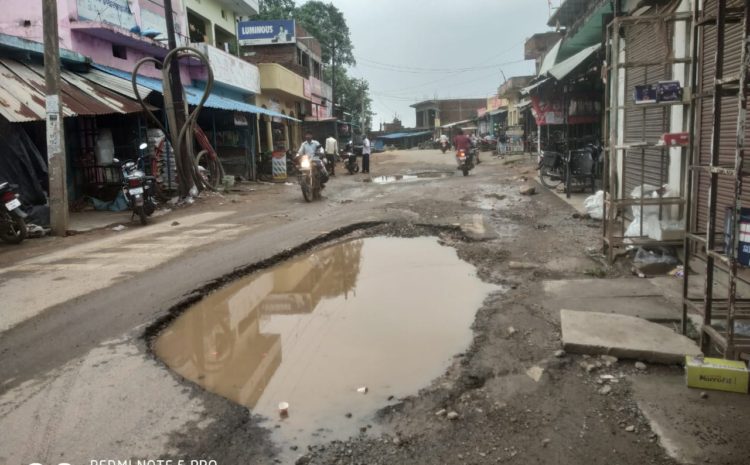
[411,98,486,131]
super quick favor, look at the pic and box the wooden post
[42,0,68,236]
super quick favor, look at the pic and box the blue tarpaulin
[377,131,432,140]
[93,64,298,122]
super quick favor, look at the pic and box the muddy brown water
[154,236,496,452]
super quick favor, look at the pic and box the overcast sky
[313,0,555,128]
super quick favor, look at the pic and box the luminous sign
[238,20,296,46]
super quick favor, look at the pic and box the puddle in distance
[154,237,496,451]
[364,172,454,184]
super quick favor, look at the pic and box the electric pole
[163,0,191,197]
[360,79,366,132]
[43,0,68,236]
[331,39,338,143]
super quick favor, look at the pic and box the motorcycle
[114,143,157,225]
[538,142,602,197]
[440,140,450,153]
[538,150,566,190]
[297,147,328,202]
[456,148,476,176]
[341,143,360,175]
[0,182,27,244]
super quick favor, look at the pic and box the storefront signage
[192,43,260,94]
[531,96,564,126]
[239,20,296,46]
[77,0,136,29]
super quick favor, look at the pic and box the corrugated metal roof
[0,58,147,122]
[78,67,153,102]
[93,64,300,122]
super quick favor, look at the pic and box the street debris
[519,184,537,196]
[554,349,566,358]
[171,221,180,226]
[598,385,613,395]
[112,225,126,232]
[625,425,636,433]
[356,386,368,394]
[278,402,290,417]
[446,411,460,421]
[583,191,604,220]
[635,362,648,371]
[435,409,447,417]
[507,326,518,336]
[526,366,545,383]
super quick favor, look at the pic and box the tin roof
[0,58,147,123]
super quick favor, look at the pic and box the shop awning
[94,65,299,122]
[441,118,474,129]
[0,58,148,123]
[547,44,601,81]
[521,78,552,95]
[488,108,508,116]
[516,99,532,111]
[538,39,561,75]
[556,1,612,62]
[378,130,432,140]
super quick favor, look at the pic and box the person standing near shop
[325,134,339,176]
[362,133,372,174]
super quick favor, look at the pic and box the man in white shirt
[297,131,328,184]
[324,134,339,176]
[362,134,372,173]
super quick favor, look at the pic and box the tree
[255,0,296,20]
[294,1,355,66]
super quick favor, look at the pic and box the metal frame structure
[682,0,750,359]
[602,11,693,263]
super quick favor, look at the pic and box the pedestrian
[325,133,338,176]
[362,133,371,174]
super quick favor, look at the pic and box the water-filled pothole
[154,236,495,451]
[364,171,454,184]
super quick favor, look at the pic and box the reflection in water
[154,237,495,451]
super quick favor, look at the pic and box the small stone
[393,437,401,446]
[387,395,395,401]
[601,355,619,366]
[700,392,709,399]
[598,385,612,395]
[625,425,636,433]
[635,362,647,371]
[446,411,460,420]
[171,221,180,226]
[290,446,298,451]
[345,412,352,418]
[435,409,447,416]
[295,456,310,465]
[508,326,518,336]
[519,184,537,196]
[360,426,367,433]
[542,438,551,447]
[554,350,566,358]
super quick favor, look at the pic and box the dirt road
[0,150,744,465]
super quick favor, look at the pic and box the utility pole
[43,0,68,236]
[360,79,366,132]
[331,39,338,143]
[163,0,191,197]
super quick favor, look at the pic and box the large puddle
[154,237,496,451]
[364,171,454,184]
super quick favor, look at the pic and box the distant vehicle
[297,147,328,202]
[0,181,27,244]
[456,148,476,176]
[340,143,360,175]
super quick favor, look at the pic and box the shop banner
[239,20,296,46]
[531,96,564,126]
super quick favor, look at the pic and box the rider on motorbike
[453,129,472,157]
[297,131,329,186]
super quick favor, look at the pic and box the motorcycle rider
[439,133,449,149]
[297,131,329,186]
[453,128,474,168]
[324,133,338,176]
[469,132,482,164]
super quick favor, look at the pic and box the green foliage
[294,1,355,66]
[255,0,296,20]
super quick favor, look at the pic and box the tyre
[0,215,26,244]
[354,164,360,174]
[441,147,447,154]
[462,167,469,176]
[137,206,148,225]
[539,167,562,189]
[347,162,355,175]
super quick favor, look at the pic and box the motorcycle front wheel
[0,214,26,244]
[301,175,313,202]
[539,166,562,189]
[136,206,148,225]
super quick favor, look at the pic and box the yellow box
[685,356,749,394]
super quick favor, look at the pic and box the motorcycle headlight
[300,156,311,169]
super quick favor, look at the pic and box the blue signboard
[238,20,296,46]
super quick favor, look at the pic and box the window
[112,44,127,59]
[221,10,227,20]
[187,10,208,43]
[313,61,321,79]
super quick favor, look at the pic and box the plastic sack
[632,246,681,275]
[584,190,604,220]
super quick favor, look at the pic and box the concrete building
[411,98,486,131]
[498,76,534,128]
[525,32,563,73]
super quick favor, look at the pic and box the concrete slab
[544,279,681,321]
[560,310,701,363]
[460,214,497,241]
[632,372,750,465]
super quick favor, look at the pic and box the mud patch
[153,236,496,454]
[364,172,454,184]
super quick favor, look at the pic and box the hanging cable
[131,47,224,195]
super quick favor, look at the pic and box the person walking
[325,134,338,176]
[362,133,372,174]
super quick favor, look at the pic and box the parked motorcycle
[440,140,450,153]
[114,143,156,225]
[538,142,602,198]
[456,148,476,176]
[341,143,360,174]
[0,182,27,244]
[297,147,328,202]
[538,150,565,189]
